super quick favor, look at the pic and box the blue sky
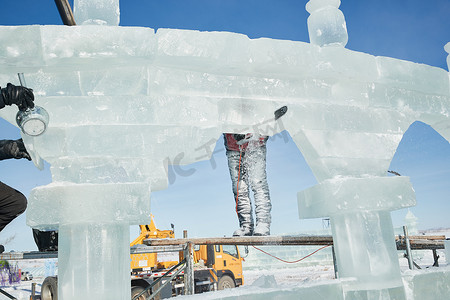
[1,0,449,251]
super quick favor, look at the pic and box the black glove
[0,139,31,161]
[233,134,246,142]
[1,83,35,111]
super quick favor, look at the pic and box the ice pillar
[445,240,450,264]
[306,0,348,47]
[298,176,416,298]
[58,223,130,299]
[28,181,151,299]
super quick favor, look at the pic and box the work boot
[253,222,270,236]
[232,226,253,237]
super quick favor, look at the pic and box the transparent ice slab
[298,176,416,217]
[74,0,120,26]
[27,182,151,229]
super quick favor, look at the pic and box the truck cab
[207,244,244,289]
[172,243,244,294]
[131,243,244,298]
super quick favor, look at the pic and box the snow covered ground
[182,245,450,300]
[0,229,448,300]
[0,264,339,300]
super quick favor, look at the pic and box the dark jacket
[0,86,6,109]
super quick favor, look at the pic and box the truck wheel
[131,286,148,300]
[218,275,235,290]
[41,276,58,300]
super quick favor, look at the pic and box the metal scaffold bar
[54,0,76,26]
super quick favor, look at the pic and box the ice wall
[0,0,449,299]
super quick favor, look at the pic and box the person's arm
[0,87,5,109]
[0,139,31,161]
[0,83,35,111]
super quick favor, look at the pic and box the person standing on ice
[224,133,272,236]
[0,83,35,253]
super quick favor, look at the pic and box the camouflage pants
[226,145,271,231]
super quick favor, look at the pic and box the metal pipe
[184,242,195,295]
[133,259,186,300]
[432,249,439,267]
[403,226,414,270]
[148,264,186,300]
[54,0,76,26]
[18,73,27,87]
[130,245,184,254]
[31,283,36,300]
[0,288,17,299]
[331,245,338,279]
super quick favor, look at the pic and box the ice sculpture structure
[0,0,449,299]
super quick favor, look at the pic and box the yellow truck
[40,215,244,299]
[130,215,244,298]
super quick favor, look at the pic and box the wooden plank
[397,239,445,250]
[144,235,446,250]
[396,235,446,241]
[145,235,334,246]
[396,235,446,250]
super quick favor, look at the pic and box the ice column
[445,240,450,264]
[74,0,120,25]
[306,0,348,47]
[404,210,419,235]
[28,182,150,299]
[298,177,415,297]
[299,2,413,298]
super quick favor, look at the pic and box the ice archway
[0,0,449,299]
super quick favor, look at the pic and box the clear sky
[0,0,449,251]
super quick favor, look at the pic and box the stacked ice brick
[0,0,449,298]
[0,22,288,300]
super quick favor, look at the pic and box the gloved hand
[1,83,35,111]
[0,139,31,161]
[233,134,246,142]
[234,133,256,145]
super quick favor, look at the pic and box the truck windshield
[222,245,239,259]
